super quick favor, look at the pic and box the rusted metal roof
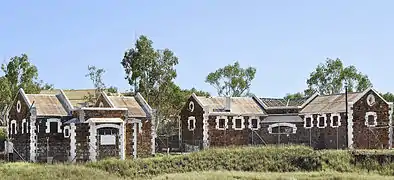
[26,94,68,116]
[300,92,362,114]
[108,96,146,117]
[196,96,265,115]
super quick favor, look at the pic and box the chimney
[225,97,231,112]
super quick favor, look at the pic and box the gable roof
[25,94,68,116]
[106,96,147,117]
[300,92,361,114]
[194,96,266,115]
[40,89,96,108]
[259,97,309,108]
[253,93,319,110]
[300,87,388,114]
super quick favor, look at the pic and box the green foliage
[0,163,122,180]
[0,128,6,140]
[284,92,305,100]
[86,146,394,179]
[4,146,394,179]
[85,65,106,95]
[107,86,118,94]
[0,54,53,112]
[206,61,256,97]
[305,58,372,96]
[381,92,394,102]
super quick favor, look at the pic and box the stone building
[6,88,155,163]
[94,92,156,157]
[180,87,393,150]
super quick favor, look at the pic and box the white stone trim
[21,119,26,134]
[189,101,195,112]
[216,116,228,130]
[303,114,313,129]
[99,102,104,107]
[232,116,245,130]
[88,122,97,162]
[29,107,37,162]
[69,123,76,162]
[19,88,32,106]
[132,122,138,158]
[365,111,378,127]
[10,120,17,134]
[347,102,354,149]
[89,123,124,162]
[45,118,62,133]
[63,126,71,138]
[389,103,393,149]
[16,100,21,113]
[248,116,260,130]
[101,92,116,108]
[150,109,156,155]
[268,123,297,134]
[188,116,196,131]
[330,113,341,128]
[317,114,327,128]
[202,107,209,149]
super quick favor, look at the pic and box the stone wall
[180,96,204,149]
[75,123,90,162]
[8,92,31,161]
[83,109,127,120]
[352,90,390,149]
[137,119,153,157]
[35,116,71,163]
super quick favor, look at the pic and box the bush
[87,146,323,178]
[3,145,394,179]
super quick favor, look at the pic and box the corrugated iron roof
[260,97,310,108]
[196,96,265,114]
[108,96,146,117]
[300,92,361,114]
[40,89,96,108]
[26,94,68,116]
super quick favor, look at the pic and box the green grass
[152,171,394,180]
[0,162,123,180]
[3,145,394,179]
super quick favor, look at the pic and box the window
[235,119,242,128]
[365,112,377,127]
[249,118,260,130]
[216,116,228,130]
[219,119,226,128]
[268,123,297,134]
[232,116,245,130]
[64,126,70,138]
[317,115,327,128]
[304,116,313,129]
[46,118,62,133]
[11,123,16,135]
[50,122,58,133]
[330,114,341,128]
[188,116,196,131]
[23,121,27,134]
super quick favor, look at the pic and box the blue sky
[1,1,393,97]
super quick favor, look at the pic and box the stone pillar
[88,122,97,162]
[347,102,354,149]
[69,123,76,162]
[29,107,37,162]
